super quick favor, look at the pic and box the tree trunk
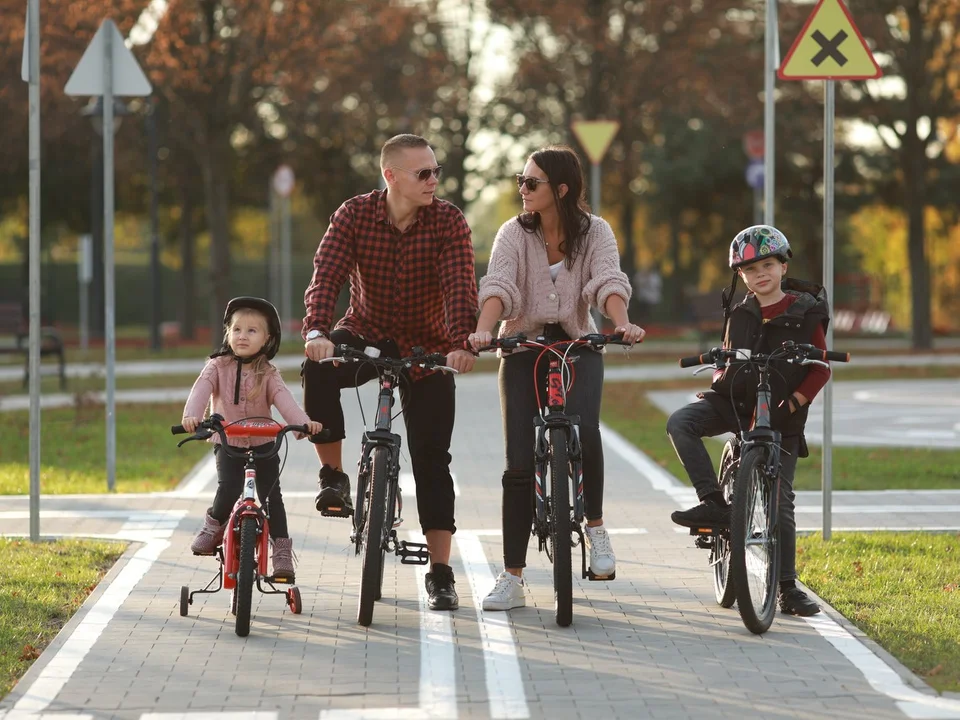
[904,145,932,348]
[178,186,196,342]
[199,142,232,351]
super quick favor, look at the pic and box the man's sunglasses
[516,174,550,192]
[393,165,443,182]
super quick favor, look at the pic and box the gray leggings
[666,400,800,582]
[498,348,605,569]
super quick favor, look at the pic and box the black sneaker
[779,586,821,616]
[670,499,730,529]
[315,465,353,517]
[425,563,459,611]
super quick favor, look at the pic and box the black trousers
[499,347,605,569]
[301,329,457,534]
[209,442,288,538]
[665,400,800,582]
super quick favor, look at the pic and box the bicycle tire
[713,440,737,608]
[730,446,781,634]
[549,426,573,627]
[235,516,258,637]
[358,446,389,626]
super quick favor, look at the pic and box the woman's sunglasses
[393,165,443,182]
[516,174,550,192]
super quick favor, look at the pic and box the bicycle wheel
[713,441,737,608]
[730,446,781,634]
[235,516,258,637]
[548,426,573,627]
[358,446,389,626]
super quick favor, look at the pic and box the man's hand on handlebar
[305,337,336,362]
[446,348,476,374]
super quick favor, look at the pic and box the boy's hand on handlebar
[305,337,335,362]
[614,323,646,345]
[467,330,492,352]
[181,416,201,434]
[446,348,476,374]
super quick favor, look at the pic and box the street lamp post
[147,98,161,351]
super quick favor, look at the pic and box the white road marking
[142,714,278,720]
[0,510,187,521]
[804,614,960,719]
[456,532,529,720]
[319,533,457,719]
[458,528,646,536]
[795,505,960,514]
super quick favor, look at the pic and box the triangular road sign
[65,19,152,97]
[571,120,620,165]
[778,0,881,80]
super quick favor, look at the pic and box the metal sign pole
[281,195,292,327]
[822,80,835,539]
[763,0,778,225]
[27,0,42,541]
[103,28,117,493]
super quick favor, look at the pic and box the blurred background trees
[0,0,957,347]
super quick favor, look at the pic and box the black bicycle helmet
[728,225,792,269]
[218,296,282,360]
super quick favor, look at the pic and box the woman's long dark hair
[517,145,592,268]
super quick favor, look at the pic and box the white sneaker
[482,571,526,610]
[585,525,616,578]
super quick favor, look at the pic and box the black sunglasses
[393,165,443,182]
[516,174,550,192]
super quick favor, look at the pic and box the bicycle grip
[822,350,850,362]
[171,424,187,435]
[308,429,332,444]
[679,353,709,368]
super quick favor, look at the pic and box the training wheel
[179,585,190,617]
[287,586,302,614]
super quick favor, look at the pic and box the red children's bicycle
[172,413,323,637]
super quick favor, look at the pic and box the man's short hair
[380,134,430,170]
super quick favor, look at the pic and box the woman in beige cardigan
[468,145,645,611]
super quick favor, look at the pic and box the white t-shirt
[549,260,563,282]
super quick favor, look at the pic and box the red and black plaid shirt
[303,190,478,378]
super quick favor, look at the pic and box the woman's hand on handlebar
[181,416,201,434]
[467,329,493,352]
[614,323,645,346]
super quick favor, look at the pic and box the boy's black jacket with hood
[703,277,830,445]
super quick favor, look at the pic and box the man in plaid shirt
[301,134,478,611]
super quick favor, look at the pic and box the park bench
[0,302,67,389]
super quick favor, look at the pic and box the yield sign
[571,120,620,165]
[65,19,152,96]
[778,0,881,80]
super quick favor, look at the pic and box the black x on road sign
[812,29,848,66]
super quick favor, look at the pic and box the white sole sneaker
[481,571,526,611]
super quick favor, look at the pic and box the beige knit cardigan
[477,215,632,342]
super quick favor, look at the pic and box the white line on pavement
[456,532,529,720]
[458,528,647,536]
[318,533,457,720]
[142,714,278,720]
[795,505,960,514]
[804,614,960,719]
[0,510,187,521]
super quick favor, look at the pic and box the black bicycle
[317,345,458,627]
[478,332,630,627]
[679,341,849,634]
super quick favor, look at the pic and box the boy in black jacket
[666,225,831,616]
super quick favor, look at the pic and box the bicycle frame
[222,457,271,590]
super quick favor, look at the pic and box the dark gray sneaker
[779,586,821,616]
[315,465,353,517]
[670,499,731,529]
[425,563,459,611]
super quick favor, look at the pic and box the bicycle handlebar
[475,332,630,354]
[678,342,851,369]
[317,345,459,374]
[171,414,330,458]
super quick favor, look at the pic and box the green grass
[0,538,125,698]
[796,532,960,693]
[601,380,960,491]
[0,403,209,494]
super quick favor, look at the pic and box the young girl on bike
[468,145,645,611]
[182,297,322,577]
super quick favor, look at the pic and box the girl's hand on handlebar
[181,416,201,434]
[615,323,646,345]
[467,330,492,352]
[297,419,324,439]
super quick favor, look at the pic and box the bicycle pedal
[689,526,722,536]
[267,574,295,584]
[586,569,616,581]
[192,550,219,557]
[396,540,430,565]
[694,536,713,550]
[319,506,353,518]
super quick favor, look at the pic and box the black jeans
[209,442,288,539]
[665,400,800,582]
[499,347,605,569]
[301,329,457,534]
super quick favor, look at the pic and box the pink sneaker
[271,537,295,578]
[190,511,225,555]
